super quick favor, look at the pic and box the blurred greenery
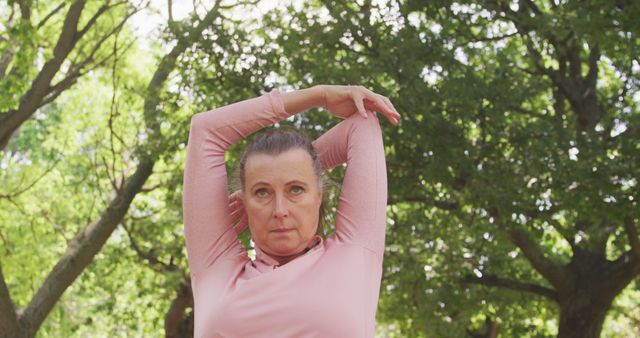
[0,0,638,337]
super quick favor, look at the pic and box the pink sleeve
[312,112,388,262]
[183,89,290,275]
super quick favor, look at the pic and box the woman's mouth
[272,228,293,233]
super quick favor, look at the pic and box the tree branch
[0,157,60,200]
[521,35,553,78]
[461,273,558,301]
[466,31,518,43]
[76,1,127,38]
[40,33,137,111]
[507,227,569,291]
[604,251,640,298]
[123,221,179,273]
[218,0,260,10]
[623,217,640,258]
[564,37,582,82]
[36,3,67,30]
[585,43,600,91]
[75,6,136,65]
[168,0,174,22]
[38,74,81,109]
[521,0,543,16]
[0,262,19,337]
[141,0,225,151]
[0,0,86,151]
[140,183,162,193]
[16,1,225,332]
[16,0,31,20]
[502,2,591,121]
[466,315,498,338]
[41,210,70,243]
[18,158,155,333]
[0,0,142,152]
[0,45,16,81]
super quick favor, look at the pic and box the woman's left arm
[312,86,400,261]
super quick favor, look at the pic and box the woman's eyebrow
[248,180,309,191]
[249,181,269,190]
[286,180,309,187]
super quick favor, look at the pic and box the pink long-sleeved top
[183,89,388,338]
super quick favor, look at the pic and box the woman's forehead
[244,149,316,185]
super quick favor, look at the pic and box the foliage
[1,0,639,337]
[256,0,640,336]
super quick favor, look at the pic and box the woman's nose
[273,195,289,219]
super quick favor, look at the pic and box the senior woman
[183,84,400,337]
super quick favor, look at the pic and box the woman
[183,85,400,337]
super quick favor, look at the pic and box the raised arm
[313,112,388,262]
[183,90,285,274]
[311,85,399,262]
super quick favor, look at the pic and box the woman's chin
[268,244,302,257]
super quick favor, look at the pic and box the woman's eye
[290,186,304,195]
[255,189,269,197]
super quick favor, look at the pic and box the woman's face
[242,148,322,263]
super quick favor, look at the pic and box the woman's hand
[229,190,248,235]
[320,85,401,125]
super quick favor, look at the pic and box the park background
[0,0,638,337]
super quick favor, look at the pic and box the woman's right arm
[183,89,292,275]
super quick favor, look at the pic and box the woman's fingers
[373,94,400,125]
[228,190,245,219]
[361,91,400,125]
[325,85,400,124]
[229,190,242,205]
[234,217,249,235]
[229,199,241,211]
[229,207,244,221]
[382,95,400,117]
[229,199,239,212]
[229,199,247,227]
[351,88,368,119]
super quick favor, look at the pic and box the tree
[0,0,141,151]
[258,0,639,336]
[2,0,638,336]
[0,0,244,336]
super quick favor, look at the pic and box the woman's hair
[238,129,327,237]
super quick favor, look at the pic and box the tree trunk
[0,2,226,336]
[165,280,193,338]
[556,291,612,338]
[496,226,639,338]
[555,248,637,338]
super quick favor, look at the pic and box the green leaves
[1,0,639,336]
[259,0,639,336]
